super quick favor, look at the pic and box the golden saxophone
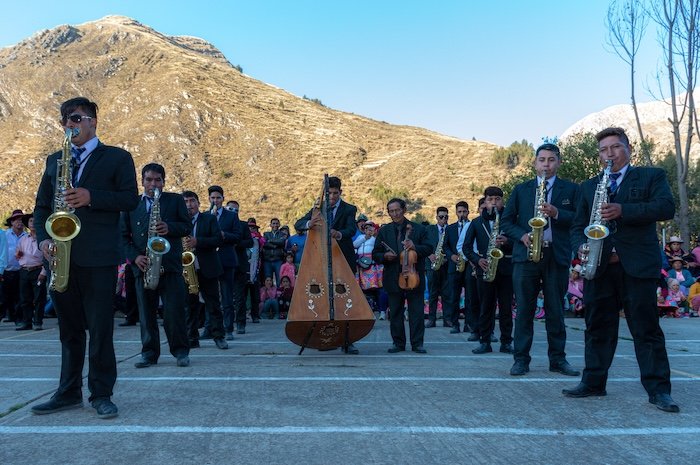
[528,177,548,262]
[144,188,171,290]
[431,227,446,271]
[182,235,199,294]
[483,208,504,282]
[46,128,82,293]
[580,160,613,280]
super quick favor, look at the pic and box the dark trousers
[19,268,47,326]
[243,279,261,321]
[447,269,467,325]
[263,259,283,286]
[1,269,21,321]
[465,268,480,333]
[582,264,672,395]
[197,270,225,339]
[512,248,569,365]
[51,264,117,403]
[185,293,204,342]
[476,272,513,344]
[232,270,248,327]
[134,270,189,361]
[219,267,235,333]
[427,266,449,322]
[388,289,425,349]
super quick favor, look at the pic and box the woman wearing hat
[667,257,695,291]
[663,236,693,271]
[353,221,383,318]
[2,209,27,324]
[14,213,47,330]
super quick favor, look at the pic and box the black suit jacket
[372,220,434,293]
[571,166,674,279]
[193,212,224,279]
[121,192,191,274]
[215,208,243,268]
[443,221,470,273]
[463,213,513,277]
[295,199,358,272]
[501,177,579,267]
[35,143,140,267]
[234,216,254,273]
[425,224,447,271]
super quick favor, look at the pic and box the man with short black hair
[425,207,450,327]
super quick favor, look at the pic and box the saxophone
[182,236,199,294]
[431,227,446,271]
[45,128,82,293]
[580,160,614,280]
[456,222,467,273]
[144,188,171,290]
[483,208,504,282]
[528,177,549,262]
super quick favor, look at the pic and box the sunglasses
[62,114,94,124]
[437,215,448,219]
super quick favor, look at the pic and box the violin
[398,224,420,290]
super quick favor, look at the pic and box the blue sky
[1,0,662,146]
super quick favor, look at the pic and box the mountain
[561,97,700,162]
[0,15,514,225]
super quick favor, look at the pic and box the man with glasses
[501,143,580,377]
[563,127,680,413]
[425,207,450,327]
[32,97,139,419]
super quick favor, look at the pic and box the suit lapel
[614,166,637,202]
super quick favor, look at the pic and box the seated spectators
[664,236,693,271]
[657,287,679,318]
[688,280,700,317]
[277,275,293,319]
[666,278,689,316]
[259,276,279,319]
[566,265,584,317]
[667,257,695,291]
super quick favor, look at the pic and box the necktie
[71,147,86,184]
[609,172,622,193]
[145,197,153,214]
[458,222,464,235]
[329,207,336,225]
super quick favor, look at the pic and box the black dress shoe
[237,324,246,334]
[31,397,83,415]
[345,343,359,355]
[134,357,157,368]
[412,346,427,354]
[200,329,213,339]
[649,393,680,413]
[467,333,479,342]
[118,320,136,327]
[549,361,581,377]
[562,382,607,398]
[189,339,200,348]
[214,338,229,349]
[388,345,405,353]
[472,343,492,354]
[91,398,119,419]
[499,343,514,354]
[425,320,436,328]
[510,360,530,376]
[443,321,453,328]
[15,323,32,331]
[450,327,461,334]
[176,355,191,367]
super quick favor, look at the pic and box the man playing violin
[372,198,434,353]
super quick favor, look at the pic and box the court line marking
[2,353,698,359]
[0,425,698,436]
[2,339,700,344]
[1,376,698,382]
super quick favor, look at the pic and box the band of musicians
[27,97,682,420]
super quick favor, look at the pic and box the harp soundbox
[285,175,375,354]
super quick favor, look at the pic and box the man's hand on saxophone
[600,202,622,221]
[155,220,169,236]
[134,255,149,273]
[62,187,91,209]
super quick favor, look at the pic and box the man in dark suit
[224,200,255,334]
[443,200,479,336]
[295,176,358,273]
[122,163,192,368]
[182,191,229,350]
[372,198,434,353]
[208,185,243,340]
[261,218,286,285]
[294,176,360,354]
[32,97,139,419]
[464,187,514,354]
[501,143,580,377]
[425,207,450,327]
[563,127,679,413]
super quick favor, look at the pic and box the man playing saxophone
[121,163,192,369]
[564,127,680,413]
[463,187,513,354]
[501,143,580,377]
[425,207,450,327]
[32,97,139,419]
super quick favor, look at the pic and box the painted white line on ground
[1,376,698,382]
[0,425,698,436]
[2,339,700,344]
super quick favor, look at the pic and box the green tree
[492,139,534,170]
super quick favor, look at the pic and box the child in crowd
[657,287,679,318]
[535,290,545,319]
[279,252,296,288]
[259,276,279,319]
[667,278,689,316]
[277,275,294,319]
[566,265,585,317]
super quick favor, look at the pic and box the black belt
[22,265,43,272]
